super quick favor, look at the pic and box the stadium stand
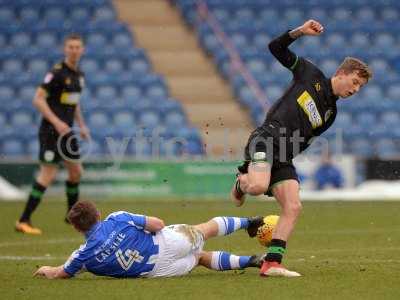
[174,0,400,158]
[0,0,203,159]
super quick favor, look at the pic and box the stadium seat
[36,32,58,49]
[164,111,186,129]
[2,59,23,75]
[1,139,25,157]
[138,110,161,130]
[27,59,49,76]
[0,85,14,102]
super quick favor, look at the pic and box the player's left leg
[63,160,83,219]
[260,179,302,277]
[197,251,264,271]
[193,216,264,240]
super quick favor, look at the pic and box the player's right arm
[33,87,70,135]
[268,19,324,71]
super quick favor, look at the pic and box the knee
[247,183,267,196]
[284,200,302,217]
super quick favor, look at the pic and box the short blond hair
[336,57,372,82]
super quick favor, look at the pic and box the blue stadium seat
[0,85,14,102]
[381,111,400,127]
[36,32,58,49]
[10,109,34,129]
[93,6,116,22]
[128,59,150,74]
[104,59,124,75]
[146,85,168,101]
[138,110,160,130]
[27,139,39,158]
[87,32,107,48]
[387,86,400,101]
[349,138,374,157]
[356,112,376,127]
[43,8,66,23]
[18,85,36,101]
[121,85,142,100]
[19,7,40,25]
[0,111,6,127]
[96,85,118,101]
[69,7,91,23]
[112,32,133,49]
[2,139,25,157]
[88,111,109,130]
[113,110,136,128]
[28,59,49,76]
[375,138,397,159]
[0,8,15,25]
[80,58,100,76]
[2,59,23,75]
[164,111,186,129]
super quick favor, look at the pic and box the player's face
[64,39,84,63]
[337,71,367,99]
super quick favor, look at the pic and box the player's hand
[54,121,71,136]
[79,124,91,140]
[300,19,324,36]
[34,266,54,279]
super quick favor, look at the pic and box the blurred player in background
[15,34,90,235]
[34,200,269,279]
[231,20,372,277]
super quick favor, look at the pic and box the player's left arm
[74,103,90,140]
[34,265,71,279]
[145,216,165,232]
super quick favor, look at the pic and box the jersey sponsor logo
[43,73,53,84]
[60,92,81,105]
[116,249,144,271]
[324,109,333,122]
[297,90,323,129]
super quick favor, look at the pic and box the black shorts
[39,130,80,164]
[238,128,299,196]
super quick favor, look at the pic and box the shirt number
[116,249,144,271]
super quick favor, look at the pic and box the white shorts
[147,224,205,278]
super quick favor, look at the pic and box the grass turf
[1,199,400,300]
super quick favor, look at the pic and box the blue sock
[210,251,251,270]
[212,217,249,236]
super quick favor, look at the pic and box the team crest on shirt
[65,77,71,85]
[314,82,321,92]
[43,73,53,84]
[324,109,333,122]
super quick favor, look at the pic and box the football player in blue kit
[34,201,267,279]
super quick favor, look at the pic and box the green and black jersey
[262,31,339,159]
[40,61,85,130]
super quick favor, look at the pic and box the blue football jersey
[63,211,159,278]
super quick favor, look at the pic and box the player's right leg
[197,251,265,271]
[16,164,58,234]
[193,215,265,240]
[231,130,273,206]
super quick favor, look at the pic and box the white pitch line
[0,238,82,248]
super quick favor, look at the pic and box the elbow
[156,219,165,231]
[268,41,278,54]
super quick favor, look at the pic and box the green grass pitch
[1,199,400,300]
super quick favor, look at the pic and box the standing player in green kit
[16,34,90,234]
